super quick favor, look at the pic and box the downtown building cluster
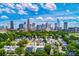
[0,18,79,33]
[10,19,52,31]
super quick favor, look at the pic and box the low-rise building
[68,27,79,33]
[4,46,19,52]
[26,45,44,52]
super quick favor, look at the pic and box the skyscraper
[41,24,45,31]
[19,24,24,30]
[64,22,68,30]
[45,23,49,28]
[36,25,41,31]
[54,23,58,30]
[10,21,14,29]
[27,19,31,31]
[24,22,27,31]
[45,23,51,31]
[31,23,36,31]
[57,19,60,30]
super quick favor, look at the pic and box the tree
[53,48,68,56]
[53,49,60,56]
[7,51,15,56]
[0,33,8,41]
[24,50,35,56]
[25,32,32,38]
[22,39,29,44]
[5,39,12,45]
[43,39,47,43]
[0,49,6,56]
[75,49,79,56]
[15,47,24,56]
[17,41,24,47]
[35,50,48,56]
[67,43,76,52]
[0,42,5,48]
[44,43,51,55]
[17,39,29,47]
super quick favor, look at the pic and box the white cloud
[56,16,78,20]
[13,4,28,15]
[0,15,8,19]
[21,3,39,11]
[15,4,23,10]
[1,8,16,14]
[36,16,54,21]
[4,3,15,9]
[18,9,27,15]
[63,17,74,19]
[0,3,38,15]
[36,16,43,21]
[57,17,64,20]
[46,17,54,20]
[45,3,56,10]
[10,9,16,13]
[41,3,56,11]
[3,8,11,13]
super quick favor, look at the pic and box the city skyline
[1,19,79,33]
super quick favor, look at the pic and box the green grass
[70,33,79,37]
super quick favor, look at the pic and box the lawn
[70,33,79,37]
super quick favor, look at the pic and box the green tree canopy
[0,49,6,56]
[35,50,48,56]
[17,39,29,47]
[44,43,51,55]
[15,47,24,56]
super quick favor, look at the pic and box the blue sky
[0,3,79,27]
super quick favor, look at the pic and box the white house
[4,46,19,52]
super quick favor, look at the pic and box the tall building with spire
[57,19,60,30]
[54,23,58,30]
[10,21,14,29]
[27,19,31,31]
[24,22,27,31]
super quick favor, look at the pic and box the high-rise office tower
[24,22,27,31]
[57,19,60,30]
[64,22,68,30]
[45,23,51,31]
[32,23,36,31]
[41,24,45,31]
[45,23,48,28]
[5,26,8,30]
[10,21,14,29]
[19,24,24,29]
[54,23,58,30]
[32,23,35,27]
[36,25,41,31]
[27,19,31,31]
